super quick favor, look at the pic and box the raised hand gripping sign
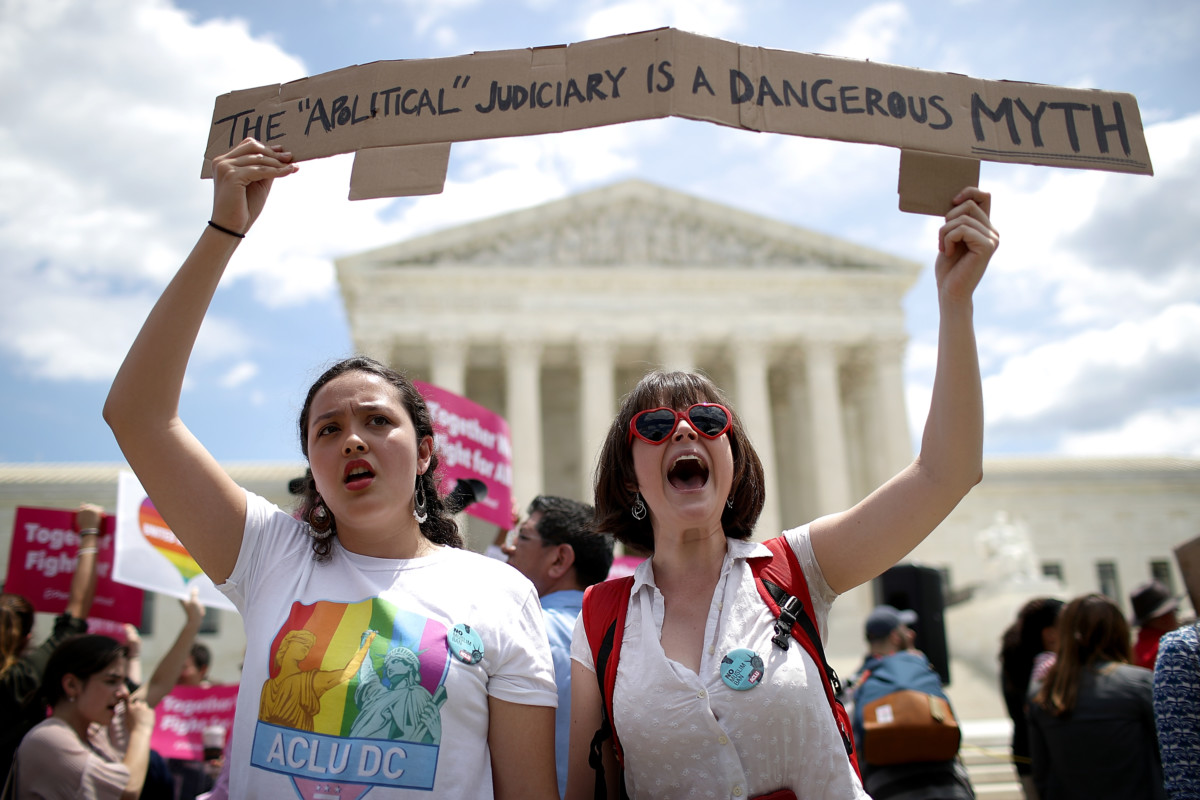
[202,28,1151,213]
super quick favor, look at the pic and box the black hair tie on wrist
[207,220,245,239]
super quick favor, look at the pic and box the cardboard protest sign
[113,471,235,611]
[203,28,1151,213]
[416,381,513,530]
[4,507,144,625]
[1175,534,1200,615]
[150,683,239,761]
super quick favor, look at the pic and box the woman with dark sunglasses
[566,188,999,800]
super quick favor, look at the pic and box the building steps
[960,719,1023,800]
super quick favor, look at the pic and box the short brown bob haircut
[593,370,766,552]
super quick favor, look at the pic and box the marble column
[657,335,697,373]
[805,339,852,516]
[429,335,472,543]
[429,335,468,395]
[870,338,914,484]
[785,363,813,526]
[732,336,780,539]
[579,337,616,500]
[357,336,394,367]
[504,338,544,510]
[802,339,870,656]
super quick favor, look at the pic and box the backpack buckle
[772,595,803,650]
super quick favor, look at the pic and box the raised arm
[119,691,156,800]
[123,625,144,688]
[811,188,998,594]
[145,589,205,708]
[64,503,103,620]
[103,139,298,584]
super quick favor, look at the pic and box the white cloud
[983,303,1200,445]
[0,0,306,380]
[3,288,153,382]
[577,0,743,40]
[1061,407,1200,458]
[817,2,910,61]
[218,361,259,389]
[378,0,481,39]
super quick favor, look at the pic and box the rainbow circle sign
[113,471,235,610]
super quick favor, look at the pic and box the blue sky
[1,0,1198,465]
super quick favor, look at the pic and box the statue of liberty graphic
[350,633,448,744]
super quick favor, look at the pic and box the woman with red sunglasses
[566,187,998,800]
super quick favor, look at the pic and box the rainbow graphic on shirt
[250,597,452,798]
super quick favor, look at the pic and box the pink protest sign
[607,554,647,581]
[4,507,144,625]
[87,617,131,640]
[416,381,513,530]
[150,683,239,761]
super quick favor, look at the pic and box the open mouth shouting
[667,453,710,491]
[344,459,376,491]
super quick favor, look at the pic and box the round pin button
[720,647,765,691]
[447,623,484,665]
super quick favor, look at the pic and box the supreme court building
[2,181,1198,681]
[335,179,918,543]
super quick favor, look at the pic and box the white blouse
[572,527,869,799]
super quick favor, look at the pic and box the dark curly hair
[298,356,462,559]
[593,370,765,552]
[999,596,1064,703]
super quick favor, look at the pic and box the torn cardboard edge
[203,27,1152,215]
[349,143,452,200]
[898,151,981,215]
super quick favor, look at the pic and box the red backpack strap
[581,576,634,798]
[751,536,862,780]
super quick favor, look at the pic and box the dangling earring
[631,493,647,521]
[413,478,429,524]
[307,497,333,541]
[726,495,735,509]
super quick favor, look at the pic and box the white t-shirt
[572,526,869,799]
[218,491,557,799]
